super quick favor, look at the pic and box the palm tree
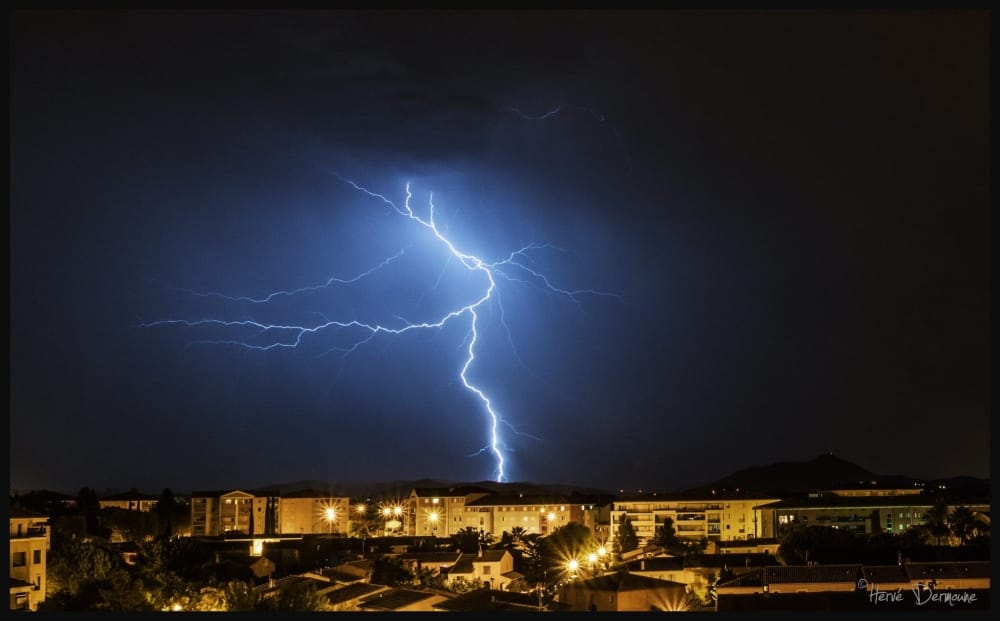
[949,506,989,545]
[922,498,951,546]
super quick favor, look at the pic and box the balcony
[10,526,48,539]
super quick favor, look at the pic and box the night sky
[10,11,989,494]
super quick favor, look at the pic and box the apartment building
[10,509,49,611]
[406,486,492,537]
[611,490,781,546]
[757,492,990,536]
[191,489,349,536]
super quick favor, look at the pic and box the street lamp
[567,558,580,577]
[324,507,336,534]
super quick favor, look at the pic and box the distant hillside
[692,454,990,497]
[249,478,615,500]
[698,453,877,495]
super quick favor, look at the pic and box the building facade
[406,486,492,537]
[278,490,349,535]
[757,493,991,537]
[191,489,350,536]
[611,491,780,547]
[10,509,49,612]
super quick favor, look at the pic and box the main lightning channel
[143,180,619,482]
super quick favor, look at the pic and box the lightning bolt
[143,179,619,482]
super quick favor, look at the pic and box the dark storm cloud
[10,11,988,494]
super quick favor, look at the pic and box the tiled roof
[618,489,780,502]
[324,583,386,605]
[358,588,439,610]
[100,490,159,502]
[401,551,462,564]
[764,565,862,584]
[433,589,544,611]
[760,493,988,510]
[685,554,779,569]
[281,488,346,499]
[861,565,909,584]
[718,538,779,548]
[465,494,573,507]
[719,562,991,590]
[10,507,48,519]
[717,570,765,588]
[448,556,475,575]
[569,573,687,593]
[626,556,685,572]
[472,550,509,563]
[411,486,492,497]
[905,561,990,580]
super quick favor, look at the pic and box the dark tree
[615,516,639,554]
[544,522,597,567]
[923,498,952,546]
[654,517,680,552]
[452,526,483,553]
[76,487,102,535]
[949,506,988,545]
[777,525,859,564]
[265,581,330,611]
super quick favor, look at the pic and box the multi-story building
[462,494,602,537]
[191,489,349,536]
[99,489,159,512]
[10,509,49,612]
[191,490,268,536]
[611,490,781,547]
[406,486,492,537]
[757,492,990,537]
[279,489,349,535]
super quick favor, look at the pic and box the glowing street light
[324,507,337,534]
[356,504,367,515]
[567,559,579,574]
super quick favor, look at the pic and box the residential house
[559,573,690,611]
[446,549,519,591]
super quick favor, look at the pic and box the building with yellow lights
[406,486,492,537]
[10,508,49,611]
[278,489,349,535]
[757,492,990,536]
[190,488,348,536]
[611,490,781,547]
[462,494,600,536]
